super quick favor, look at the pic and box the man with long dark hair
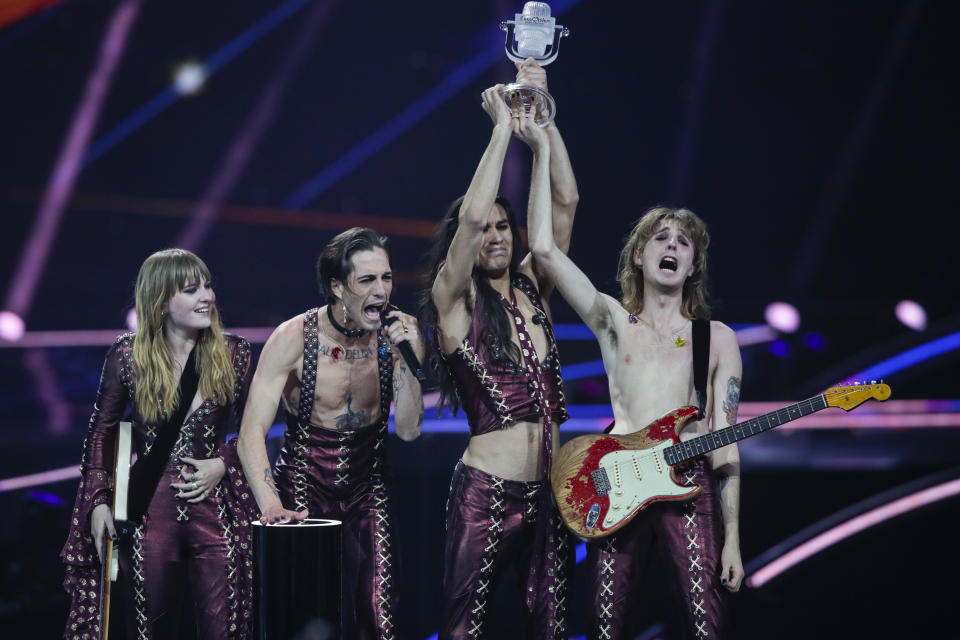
[237,227,424,639]
[418,59,578,639]
[527,132,744,635]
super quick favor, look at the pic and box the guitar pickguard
[595,443,697,531]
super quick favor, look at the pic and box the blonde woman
[61,249,256,640]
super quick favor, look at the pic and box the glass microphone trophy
[500,2,570,127]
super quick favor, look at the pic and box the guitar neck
[663,394,828,465]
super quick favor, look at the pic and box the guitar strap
[692,318,710,420]
[125,346,200,525]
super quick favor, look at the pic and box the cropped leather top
[444,274,568,436]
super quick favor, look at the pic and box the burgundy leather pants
[585,460,728,640]
[118,464,234,640]
[440,460,571,640]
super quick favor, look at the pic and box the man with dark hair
[237,226,424,639]
[527,131,744,636]
[418,59,578,639]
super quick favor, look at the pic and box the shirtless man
[236,227,424,640]
[418,59,578,639]
[526,122,744,638]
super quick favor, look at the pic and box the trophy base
[501,83,555,128]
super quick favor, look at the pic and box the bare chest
[504,293,551,363]
[611,334,709,431]
[284,341,385,429]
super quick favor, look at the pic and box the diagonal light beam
[82,0,315,168]
[3,0,141,317]
[175,0,340,251]
[284,0,582,209]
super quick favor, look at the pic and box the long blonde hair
[132,249,235,424]
[617,206,711,320]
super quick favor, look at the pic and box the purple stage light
[769,339,789,357]
[0,310,25,341]
[764,301,801,333]
[3,0,140,317]
[895,299,927,331]
[804,332,824,351]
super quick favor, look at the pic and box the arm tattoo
[722,376,741,426]
[262,467,279,498]
[393,362,407,395]
[335,394,367,431]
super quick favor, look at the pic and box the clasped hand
[171,455,225,503]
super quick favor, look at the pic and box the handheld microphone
[381,305,427,383]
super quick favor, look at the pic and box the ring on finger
[192,481,199,490]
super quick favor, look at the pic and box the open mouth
[194,307,210,314]
[659,256,678,272]
[363,302,384,322]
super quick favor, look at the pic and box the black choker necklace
[327,304,367,338]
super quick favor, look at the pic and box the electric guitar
[99,420,132,640]
[551,382,891,539]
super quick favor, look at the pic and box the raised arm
[522,120,612,337]
[514,58,579,254]
[236,319,307,523]
[707,322,744,592]
[431,85,515,317]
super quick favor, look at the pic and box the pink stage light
[895,300,927,331]
[748,477,960,587]
[764,302,801,333]
[0,465,80,492]
[126,307,138,331]
[0,311,25,341]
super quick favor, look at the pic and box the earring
[342,302,348,325]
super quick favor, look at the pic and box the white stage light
[764,302,801,333]
[895,300,927,331]
[0,310,26,341]
[172,61,207,95]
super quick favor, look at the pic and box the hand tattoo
[722,376,741,426]
[263,467,279,498]
[335,394,367,431]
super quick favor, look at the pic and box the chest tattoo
[318,344,372,360]
[335,394,368,431]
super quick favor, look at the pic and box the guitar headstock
[825,381,892,411]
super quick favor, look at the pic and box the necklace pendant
[332,347,342,360]
[675,336,687,348]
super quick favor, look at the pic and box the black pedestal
[252,518,342,640]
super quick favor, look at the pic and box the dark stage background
[1,0,958,638]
